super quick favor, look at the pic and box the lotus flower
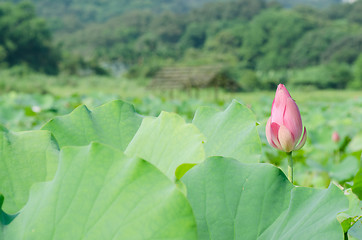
[332,131,340,143]
[266,84,307,152]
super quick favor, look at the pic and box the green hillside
[3,0,235,32]
[1,0,362,91]
[267,0,342,9]
[1,0,343,32]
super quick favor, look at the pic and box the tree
[189,0,265,22]
[205,25,244,52]
[321,35,362,64]
[179,23,207,49]
[348,0,362,24]
[151,12,186,44]
[349,53,362,88]
[0,1,59,74]
[290,26,348,67]
[240,9,314,70]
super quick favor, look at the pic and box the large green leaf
[182,157,348,240]
[0,126,58,214]
[0,195,16,237]
[348,132,362,152]
[329,156,359,182]
[337,189,362,233]
[42,100,142,151]
[3,143,197,240]
[352,168,362,199]
[192,100,261,163]
[349,218,362,239]
[126,111,205,180]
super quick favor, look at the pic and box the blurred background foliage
[0,0,362,90]
[0,0,362,194]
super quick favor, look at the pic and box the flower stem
[334,149,340,164]
[287,152,293,183]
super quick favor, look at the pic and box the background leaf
[192,100,261,163]
[126,111,205,180]
[0,126,58,214]
[349,218,362,239]
[182,157,348,240]
[329,156,359,182]
[175,163,197,180]
[337,189,362,233]
[352,168,362,199]
[42,100,142,151]
[3,143,197,240]
[0,194,16,238]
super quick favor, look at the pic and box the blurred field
[1,70,361,102]
[0,74,361,189]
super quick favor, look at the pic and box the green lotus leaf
[192,100,261,163]
[337,189,362,233]
[0,126,59,214]
[329,156,359,182]
[3,143,197,240]
[348,132,362,152]
[182,157,348,240]
[349,218,362,239]
[352,168,362,199]
[42,100,142,151]
[126,111,205,180]
[0,194,16,236]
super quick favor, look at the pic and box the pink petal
[294,127,307,151]
[277,84,291,97]
[265,117,278,148]
[271,86,290,125]
[332,131,340,142]
[278,125,295,152]
[283,97,303,141]
[271,122,282,150]
[271,98,276,112]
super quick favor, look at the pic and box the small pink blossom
[332,131,340,143]
[266,84,307,152]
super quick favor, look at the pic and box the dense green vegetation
[0,2,60,74]
[0,90,361,187]
[1,1,361,238]
[0,91,361,238]
[3,0,343,32]
[1,0,362,90]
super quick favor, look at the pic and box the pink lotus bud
[265,84,307,152]
[332,131,340,143]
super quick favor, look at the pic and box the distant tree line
[1,0,362,90]
[0,2,59,74]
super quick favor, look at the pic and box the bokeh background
[0,0,362,188]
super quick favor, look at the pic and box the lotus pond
[0,90,361,239]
